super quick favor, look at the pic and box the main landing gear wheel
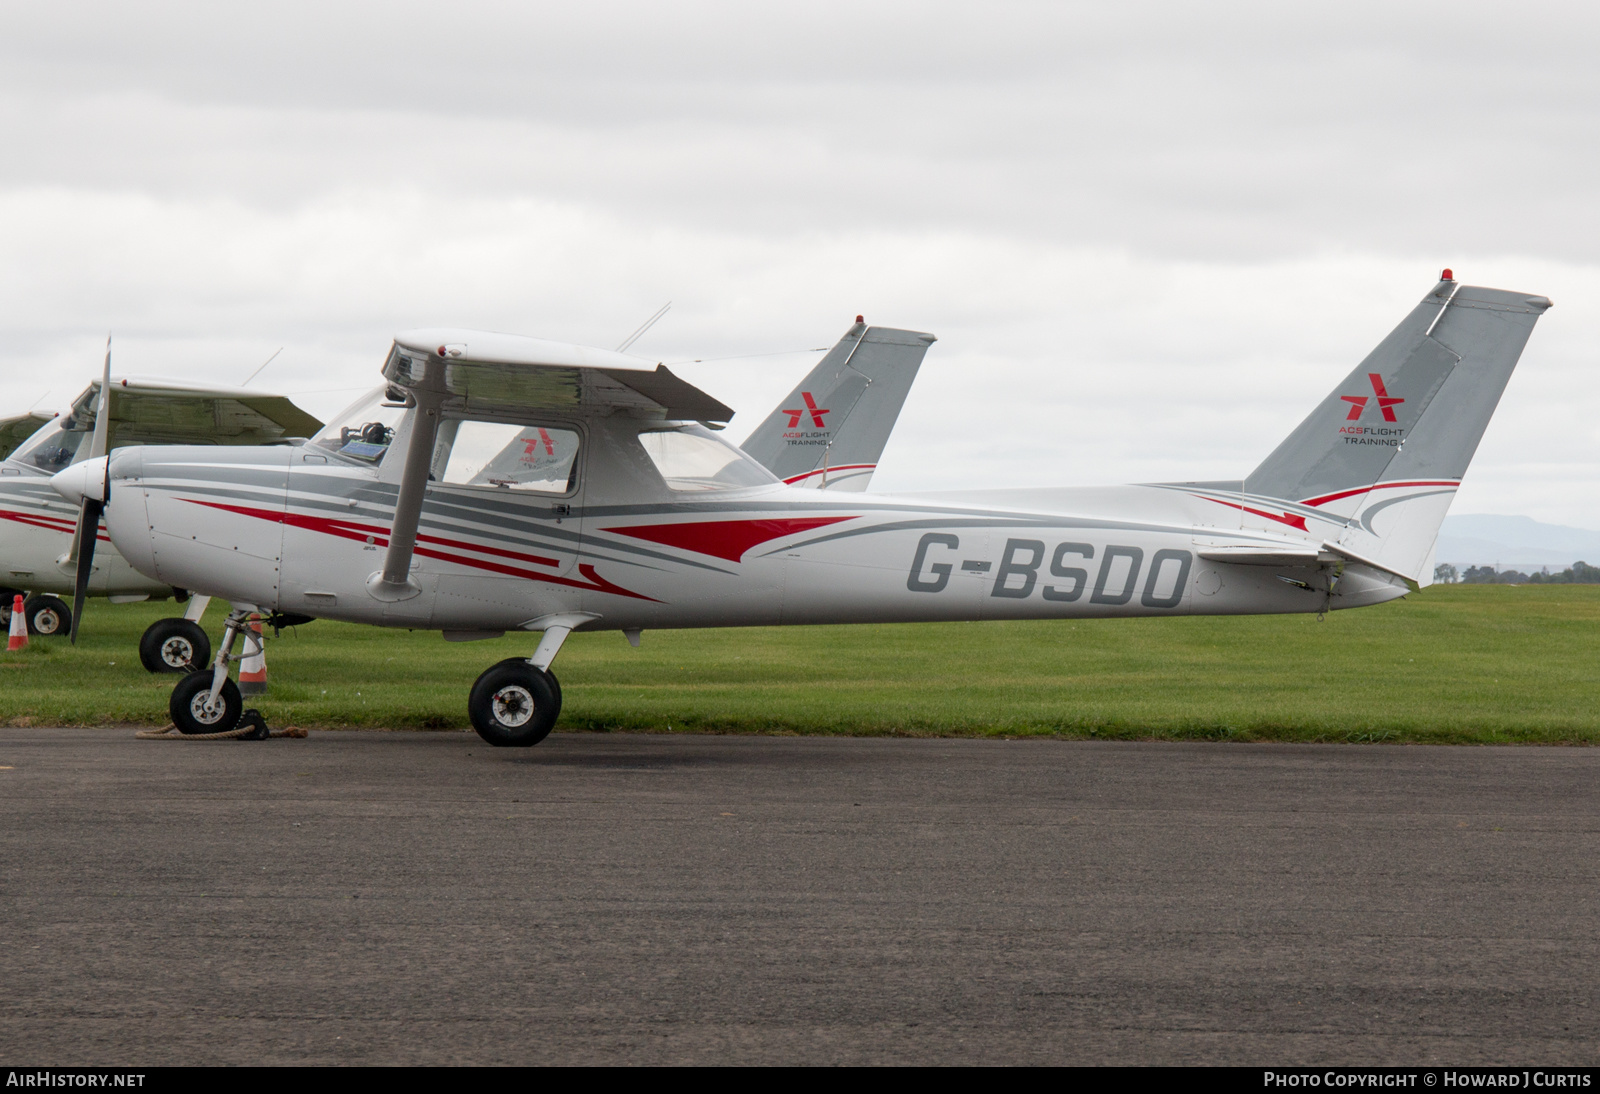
[468,658,562,747]
[23,595,70,637]
[139,618,213,674]
[169,672,244,735]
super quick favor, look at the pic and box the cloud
[1,2,1596,523]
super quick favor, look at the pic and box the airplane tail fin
[1240,275,1551,584]
[741,321,935,492]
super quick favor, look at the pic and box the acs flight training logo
[782,392,830,429]
[1340,373,1404,422]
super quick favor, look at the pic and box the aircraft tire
[23,595,70,637]
[468,659,561,747]
[169,673,244,735]
[139,618,213,674]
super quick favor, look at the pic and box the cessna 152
[1,355,322,669]
[8,318,925,675]
[55,275,1548,744]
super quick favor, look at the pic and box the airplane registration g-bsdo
[53,274,1549,745]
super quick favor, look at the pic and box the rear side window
[439,421,580,494]
[638,425,779,492]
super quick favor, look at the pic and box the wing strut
[367,360,444,602]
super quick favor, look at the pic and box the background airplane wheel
[0,588,22,628]
[169,672,243,735]
[23,595,70,637]
[468,658,561,747]
[139,618,212,674]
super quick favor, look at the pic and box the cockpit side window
[310,388,409,464]
[7,420,90,472]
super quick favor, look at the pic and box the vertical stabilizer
[741,322,935,492]
[1242,276,1550,583]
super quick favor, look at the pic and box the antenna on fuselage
[616,302,672,353]
[241,347,283,387]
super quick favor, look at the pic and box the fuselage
[0,463,168,598]
[98,410,1407,634]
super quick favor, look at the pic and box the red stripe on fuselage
[601,515,855,562]
[182,499,658,601]
[1195,498,1310,532]
[1299,481,1460,508]
[781,464,875,485]
[0,508,110,541]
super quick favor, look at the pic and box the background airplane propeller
[68,336,112,644]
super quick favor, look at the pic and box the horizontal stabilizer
[1196,546,1322,566]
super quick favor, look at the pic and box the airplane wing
[370,329,734,602]
[741,321,936,492]
[386,329,733,421]
[0,413,54,461]
[58,379,324,448]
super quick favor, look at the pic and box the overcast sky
[3,1,1597,522]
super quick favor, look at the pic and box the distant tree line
[1433,562,1600,585]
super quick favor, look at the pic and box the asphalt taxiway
[1,729,1597,1065]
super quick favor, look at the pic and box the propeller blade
[89,334,112,459]
[69,335,115,643]
[69,495,102,644]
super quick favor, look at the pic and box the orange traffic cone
[7,594,27,651]
[238,614,267,695]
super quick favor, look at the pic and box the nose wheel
[169,671,244,735]
[468,658,562,747]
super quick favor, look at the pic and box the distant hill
[1436,515,1600,571]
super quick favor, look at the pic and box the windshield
[638,424,780,492]
[310,387,410,464]
[7,419,91,472]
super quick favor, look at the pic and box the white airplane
[0,356,323,669]
[5,319,926,676]
[55,274,1549,743]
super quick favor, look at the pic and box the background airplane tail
[741,321,935,492]
[1241,276,1551,584]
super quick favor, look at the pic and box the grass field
[2,585,1598,743]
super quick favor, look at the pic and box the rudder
[1242,275,1551,583]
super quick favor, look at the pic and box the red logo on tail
[782,392,830,428]
[522,428,556,457]
[1340,373,1405,422]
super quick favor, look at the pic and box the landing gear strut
[168,608,258,735]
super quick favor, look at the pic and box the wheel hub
[490,685,536,728]
[161,638,194,667]
[188,691,227,725]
